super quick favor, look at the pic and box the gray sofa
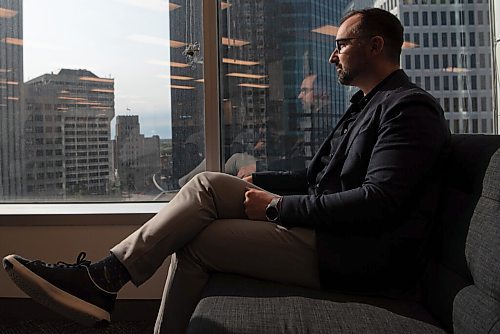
[186,135,500,334]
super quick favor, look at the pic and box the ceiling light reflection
[222,37,250,47]
[79,76,114,83]
[402,41,418,49]
[171,75,194,81]
[0,8,17,18]
[171,62,190,68]
[91,89,115,93]
[171,39,187,48]
[442,67,471,73]
[227,73,267,79]
[169,3,180,11]
[1,38,23,46]
[312,25,339,37]
[238,83,269,89]
[223,58,259,66]
[169,84,195,90]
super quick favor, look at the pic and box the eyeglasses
[299,87,314,94]
[334,36,375,54]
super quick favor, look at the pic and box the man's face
[329,15,371,86]
[297,74,317,109]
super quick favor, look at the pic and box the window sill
[0,203,164,226]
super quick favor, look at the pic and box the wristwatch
[265,197,282,222]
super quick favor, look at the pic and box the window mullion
[202,0,223,171]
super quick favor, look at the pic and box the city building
[0,0,24,200]
[169,0,349,183]
[114,115,161,194]
[349,0,494,134]
[24,69,115,199]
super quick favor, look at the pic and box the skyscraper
[114,115,161,194]
[169,0,349,182]
[24,69,115,199]
[0,0,24,200]
[349,0,494,134]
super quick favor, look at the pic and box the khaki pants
[111,172,320,333]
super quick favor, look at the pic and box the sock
[89,253,131,293]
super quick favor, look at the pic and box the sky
[23,0,174,138]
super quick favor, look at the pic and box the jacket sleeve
[279,96,449,230]
[252,169,308,195]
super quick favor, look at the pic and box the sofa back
[423,134,500,332]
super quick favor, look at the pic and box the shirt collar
[349,69,403,110]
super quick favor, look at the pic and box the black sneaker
[2,252,117,327]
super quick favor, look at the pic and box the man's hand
[244,188,278,221]
[237,163,256,179]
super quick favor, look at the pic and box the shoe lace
[28,252,92,269]
[55,252,91,268]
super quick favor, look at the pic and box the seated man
[3,8,450,334]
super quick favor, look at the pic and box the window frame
[0,0,499,224]
[0,0,223,224]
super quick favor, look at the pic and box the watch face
[266,206,279,221]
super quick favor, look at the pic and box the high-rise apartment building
[349,0,494,134]
[24,69,115,199]
[0,0,24,200]
[114,115,161,194]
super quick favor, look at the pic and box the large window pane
[217,0,348,177]
[0,0,204,202]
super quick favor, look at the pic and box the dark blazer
[254,70,450,293]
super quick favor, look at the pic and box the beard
[337,66,359,85]
[336,57,369,86]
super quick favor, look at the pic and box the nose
[329,49,339,64]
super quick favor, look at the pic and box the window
[441,33,447,47]
[404,12,410,26]
[424,55,430,69]
[423,33,429,47]
[443,54,449,68]
[450,11,456,25]
[415,55,421,69]
[432,11,438,25]
[405,55,412,69]
[451,32,457,47]
[433,54,440,69]
[422,11,428,25]
[0,0,497,205]
[468,11,475,25]
[440,11,447,25]
[425,76,431,90]
[413,12,419,26]
[432,33,439,47]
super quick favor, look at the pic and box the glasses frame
[334,35,376,54]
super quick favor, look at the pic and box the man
[3,8,450,334]
[297,73,334,158]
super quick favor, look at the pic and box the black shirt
[314,84,382,188]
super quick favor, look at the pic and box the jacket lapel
[306,104,357,183]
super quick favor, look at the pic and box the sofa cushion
[452,148,500,334]
[188,274,444,334]
[453,285,500,334]
[465,148,500,301]
[424,135,500,331]
[189,295,446,334]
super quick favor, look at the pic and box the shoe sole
[3,255,110,327]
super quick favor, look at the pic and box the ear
[370,36,384,56]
